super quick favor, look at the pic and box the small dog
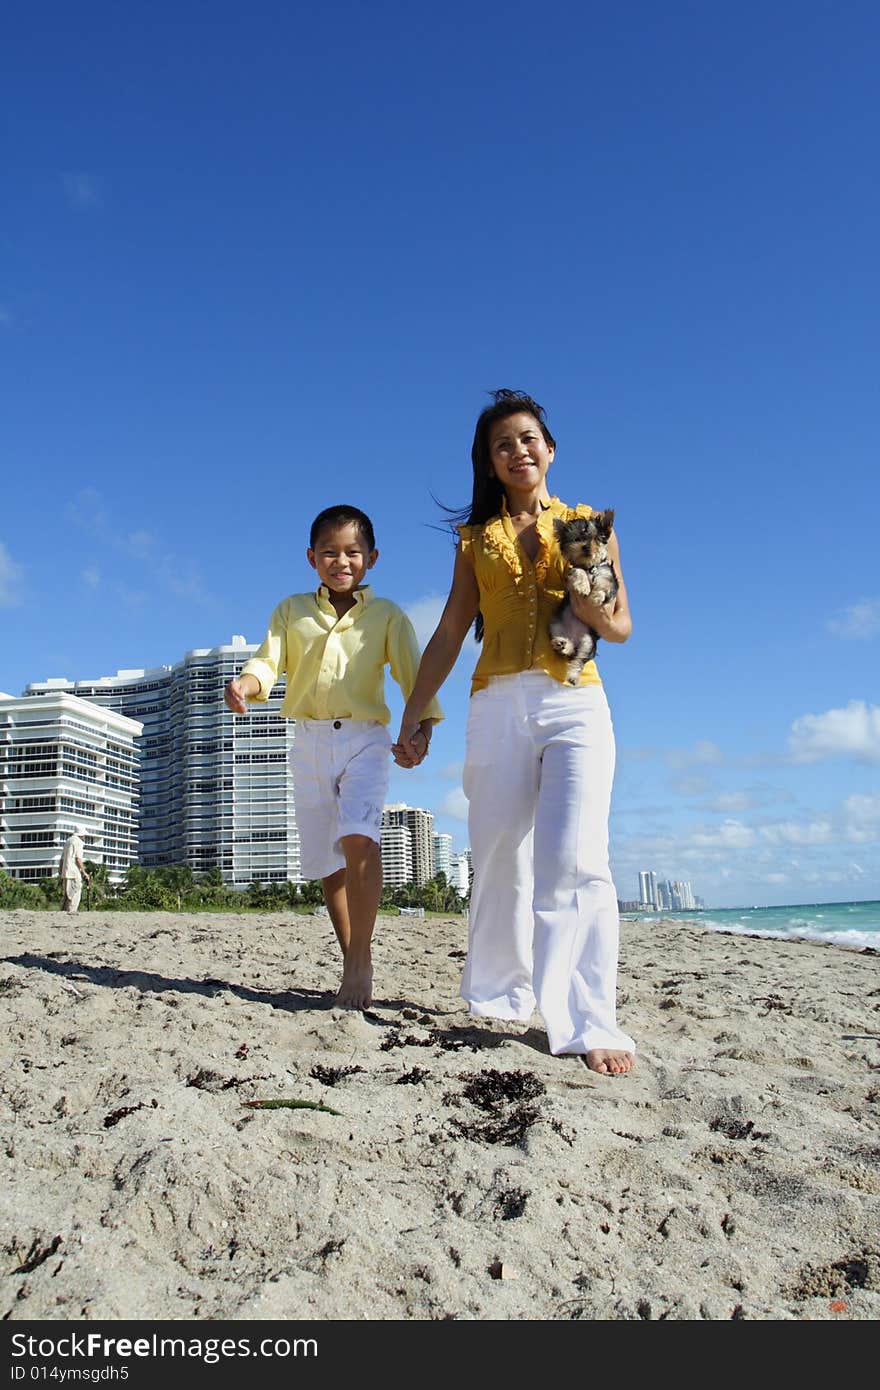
[549,510,618,685]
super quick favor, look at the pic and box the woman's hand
[391,722,430,768]
[569,588,629,642]
[569,529,632,643]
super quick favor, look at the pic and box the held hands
[391,722,430,768]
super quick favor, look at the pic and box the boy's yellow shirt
[240,584,443,726]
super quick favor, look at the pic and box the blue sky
[2,1,878,908]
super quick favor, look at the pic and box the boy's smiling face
[307,521,377,596]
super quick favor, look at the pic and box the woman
[394,390,635,1074]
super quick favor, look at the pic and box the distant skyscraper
[432,831,453,880]
[380,823,412,887]
[452,853,471,896]
[26,637,299,885]
[639,869,659,908]
[382,804,434,885]
[0,691,142,884]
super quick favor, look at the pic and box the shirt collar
[316,583,373,613]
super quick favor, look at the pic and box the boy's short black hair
[309,505,376,551]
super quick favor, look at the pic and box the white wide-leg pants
[461,670,635,1057]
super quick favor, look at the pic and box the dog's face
[554,509,615,568]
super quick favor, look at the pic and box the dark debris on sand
[443,1069,547,1147]
[309,1064,365,1087]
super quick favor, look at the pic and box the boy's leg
[320,867,350,955]
[289,727,346,953]
[334,834,382,1008]
[331,723,391,1010]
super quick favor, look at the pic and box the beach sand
[1,907,878,1322]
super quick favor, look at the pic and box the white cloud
[69,489,109,533]
[405,594,446,649]
[671,776,711,797]
[441,786,469,822]
[440,760,464,781]
[840,794,880,844]
[82,567,100,589]
[841,793,880,823]
[68,488,209,606]
[0,542,23,607]
[828,599,880,640]
[116,585,148,609]
[666,740,724,770]
[706,792,752,813]
[157,554,208,603]
[760,819,834,847]
[62,171,102,208]
[788,700,880,765]
[127,530,157,560]
[691,819,755,849]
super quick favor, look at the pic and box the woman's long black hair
[439,389,557,640]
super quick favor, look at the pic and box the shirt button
[333,720,342,729]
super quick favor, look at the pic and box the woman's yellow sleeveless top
[458,495,604,695]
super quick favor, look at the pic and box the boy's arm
[224,602,288,713]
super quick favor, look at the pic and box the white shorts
[289,718,391,879]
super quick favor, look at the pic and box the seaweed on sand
[242,1098,341,1116]
[444,1069,546,1146]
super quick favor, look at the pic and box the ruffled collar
[482,496,564,586]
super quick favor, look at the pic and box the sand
[1,907,878,1322]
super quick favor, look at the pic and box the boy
[225,505,441,1009]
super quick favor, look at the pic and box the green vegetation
[0,865,467,914]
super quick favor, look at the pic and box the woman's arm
[393,544,479,763]
[570,528,633,643]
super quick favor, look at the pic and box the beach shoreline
[2,907,878,1321]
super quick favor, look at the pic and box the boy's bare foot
[335,958,373,1010]
[585,1049,634,1075]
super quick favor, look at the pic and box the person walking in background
[60,825,90,914]
[225,504,442,1010]
[394,390,635,1075]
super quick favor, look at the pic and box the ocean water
[620,900,880,952]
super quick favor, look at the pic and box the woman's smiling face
[487,412,555,493]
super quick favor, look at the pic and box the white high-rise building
[382,804,434,886]
[451,853,471,896]
[26,637,299,885]
[0,691,142,884]
[380,824,412,887]
[432,831,453,880]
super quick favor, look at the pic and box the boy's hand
[224,677,255,714]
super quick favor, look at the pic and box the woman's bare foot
[585,1049,634,1075]
[335,956,373,1010]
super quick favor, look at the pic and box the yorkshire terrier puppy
[550,510,618,685]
